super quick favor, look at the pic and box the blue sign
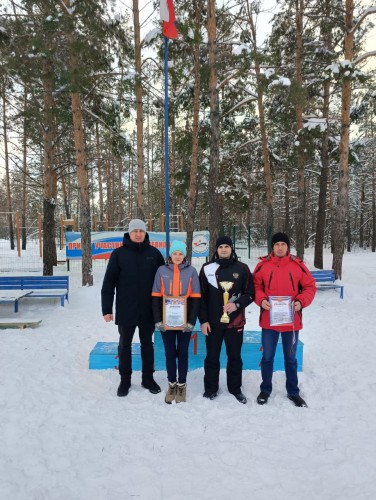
[65,231,209,259]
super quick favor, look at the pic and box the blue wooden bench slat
[311,270,344,299]
[0,276,69,310]
[89,331,304,372]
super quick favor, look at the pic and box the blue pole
[164,36,170,259]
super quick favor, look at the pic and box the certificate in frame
[269,296,294,326]
[163,296,187,330]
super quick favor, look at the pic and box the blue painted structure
[0,276,69,309]
[311,269,344,299]
[89,330,304,372]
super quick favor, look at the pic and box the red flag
[160,0,178,39]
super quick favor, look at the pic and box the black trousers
[204,326,244,394]
[118,320,155,379]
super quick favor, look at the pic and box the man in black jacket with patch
[199,236,255,404]
[101,219,165,397]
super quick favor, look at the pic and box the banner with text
[65,231,210,259]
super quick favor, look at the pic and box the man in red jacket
[253,232,316,407]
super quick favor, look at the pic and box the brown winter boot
[175,383,187,403]
[165,382,177,404]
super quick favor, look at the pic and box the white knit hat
[128,219,147,233]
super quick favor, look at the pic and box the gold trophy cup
[219,281,234,323]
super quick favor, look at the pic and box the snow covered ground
[1,248,376,500]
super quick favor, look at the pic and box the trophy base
[220,315,230,324]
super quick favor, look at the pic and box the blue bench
[0,276,69,310]
[89,330,304,372]
[311,270,344,299]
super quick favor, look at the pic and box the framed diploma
[269,296,294,326]
[163,296,187,330]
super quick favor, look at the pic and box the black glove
[182,323,194,333]
[155,322,165,332]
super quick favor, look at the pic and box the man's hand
[201,322,211,336]
[103,314,113,322]
[294,301,302,312]
[261,299,271,311]
[224,303,237,314]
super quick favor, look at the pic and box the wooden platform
[89,330,304,372]
[0,319,42,329]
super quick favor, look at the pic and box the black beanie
[271,232,290,248]
[215,236,234,248]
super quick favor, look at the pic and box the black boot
[141,376,161,394]
[288,394,308,407]
[117,377,131,397]
[257,391,270,405]
[231,391,247,404]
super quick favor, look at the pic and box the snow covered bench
[0,276,69,309]
[311,270,344,299]
[0,290,33,312]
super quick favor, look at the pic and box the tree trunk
[171,114,177,218]
[284,171,291,236]
[133,0,145,219]
[372,152,375,252]
[118,157,123,226]
[186,0,201,261]
[314,81,330,269]
[96,121,104,221]
[22,88,27,250]
[247,1,274,251]
[71,92,93,286]
[207,0,221,254]
[315,0,334,268]
[2,87,15,250]
[295,0,305,259]
[332,0,354,279]
[41,67,58,276]
[359,181,365,248]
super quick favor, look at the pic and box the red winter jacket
[253,252,316,332]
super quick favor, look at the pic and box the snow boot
[203,391,218,400]
[141,377,161,394]
[288,394,308,408]
[257,391,270,405]
[232,392,247,404]
[175,383,187,403]
[165,382,177,404]
[117,377,131,397]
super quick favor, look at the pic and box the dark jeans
[118,321,155,379]
[204,326,244,394]
[161,330,192,384]
[260,329,299,396]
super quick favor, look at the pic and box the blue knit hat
[169,240,187,257]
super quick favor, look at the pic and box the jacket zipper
[289,272,295,291]
[268,271,273,288]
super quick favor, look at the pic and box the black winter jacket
[101,233,165,326]
[198,252,255,329]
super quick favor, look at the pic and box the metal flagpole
[164,35,170,259]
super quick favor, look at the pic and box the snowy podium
[89,331,304,372]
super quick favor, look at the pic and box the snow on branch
[224,95,258,116]
[235,138,260,151]
[217,70,241,90]
[350,6,376,34]
[60,0,76,16]
[354,50,376,65]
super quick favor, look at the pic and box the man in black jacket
[199,236,254,404]
[101,219,165,397]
